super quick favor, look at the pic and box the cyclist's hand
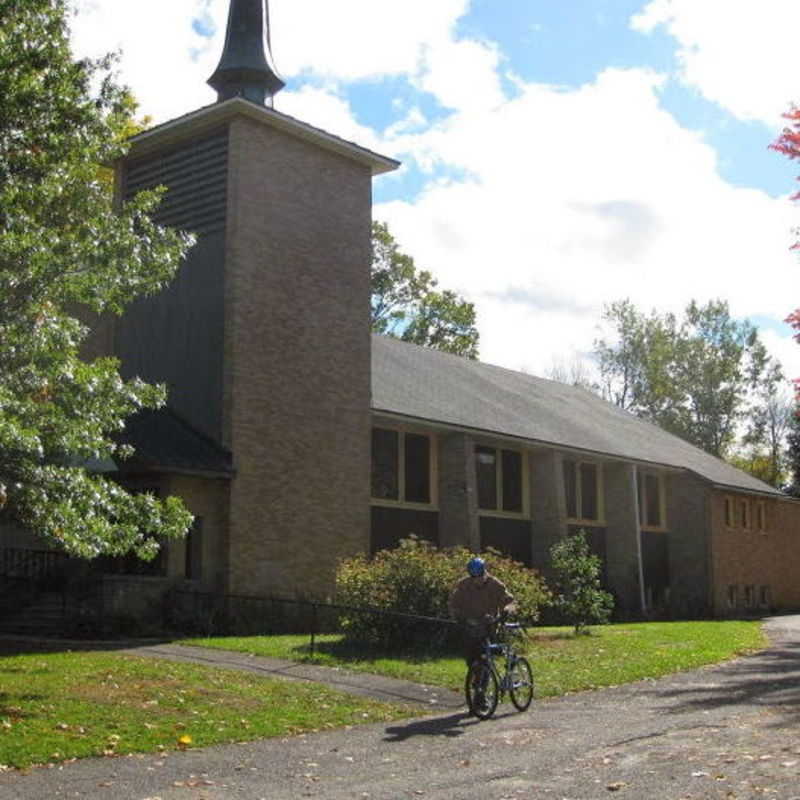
[483,613,495,623]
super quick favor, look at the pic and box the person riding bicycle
[448,557,516,667]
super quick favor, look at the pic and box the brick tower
[113,0,398,598]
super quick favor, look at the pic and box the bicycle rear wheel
[465,660,499,719]
[508,656,534,711]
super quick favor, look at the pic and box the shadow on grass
[0,637,174,658]
[298,637,458,667]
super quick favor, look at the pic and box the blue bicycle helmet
[467,557,486,577]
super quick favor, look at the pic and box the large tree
[787,404,800,497]
[595,299,775,459]
[370,221,479,358]
[0,0,193,559]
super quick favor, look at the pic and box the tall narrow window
[185,518,203,580]
[371,427,433,506]
[739,499,750,530]
[563,459,602,523]
[371,428,399,501]
[475,445,525,514]
[563,460,577,519]
[502,450,523,513]
[755,501,766,533]
[638,471,665,529]
[476,446,498,510]
[404,434,431,504]
[724,496,735,528]
[580,462,598,520]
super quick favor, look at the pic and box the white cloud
[631,0,800,126]
[376,67,800,377]
[68,0,800,382]
[70,0,476,122]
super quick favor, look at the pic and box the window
[759,586,771,608]
[744,585,755,609]
[739,499,750,530]
[727,585,738,609]
[371,427,433,505]
[638,471,666,530]
[724,496,735,528]
[756,501,767,533]
[475,445,525,514]
[563,459,603,523]
[184,518,203,580]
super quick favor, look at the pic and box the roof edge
[126,98,400,175]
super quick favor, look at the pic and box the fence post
[309,602,318,658]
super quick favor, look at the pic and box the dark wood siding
[124,131,228,236]
[370,506,439,555]
[116,132,229,442]
[480,517,532,566]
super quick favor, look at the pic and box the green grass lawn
[0,620,765,770]
[0,650,415,769]
[186,619,766,696]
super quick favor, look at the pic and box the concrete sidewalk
[120,642,464,710]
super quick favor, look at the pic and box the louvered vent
[124,131,229,236]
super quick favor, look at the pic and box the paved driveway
[2,616,800,799]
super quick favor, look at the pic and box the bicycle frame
[481,620,524,693]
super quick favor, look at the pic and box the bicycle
[464,615,534,720]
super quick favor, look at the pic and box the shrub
[549,529,614,634]
[335,537,550,647]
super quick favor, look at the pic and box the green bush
[549,529,614,634]
[335,537,550,647]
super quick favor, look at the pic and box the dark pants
[463,631,487,666]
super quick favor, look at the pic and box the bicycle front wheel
[508,656,534,711]
[465,660,499,719]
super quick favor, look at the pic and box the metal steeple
[207,0,285,107]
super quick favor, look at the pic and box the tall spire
[208,0,285,106]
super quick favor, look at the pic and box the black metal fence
[165,589,460,656]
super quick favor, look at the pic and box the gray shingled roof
[371,334,783,497]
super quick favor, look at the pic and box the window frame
[755,500,767,533]
[563,457,605,526]
[370,425,438,509]
[739,498,751,531]
[724,496,735,529]
[474,443,529,518]
[638,469,667,532]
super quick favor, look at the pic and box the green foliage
[595,298,779,459]
[335,537,550,646]
[787,403,800,497]
[0,0,193,558]
[549,530,614,634]
[371,221,480,358]
[187,620,765,699]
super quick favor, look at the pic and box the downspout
[632,466,647,615]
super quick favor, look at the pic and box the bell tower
[113,0,399,598]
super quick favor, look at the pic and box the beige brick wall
[223,116,373,600]
[710,491,800,613]
[162,475,230,592]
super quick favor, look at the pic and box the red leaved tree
[770,107,800,397]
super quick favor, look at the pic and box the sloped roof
[126,97,399,175]
[117,408,233,476]
[371,334,784,497]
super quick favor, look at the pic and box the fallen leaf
[607,782,626,792]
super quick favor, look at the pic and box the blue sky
[71,0,800,383]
